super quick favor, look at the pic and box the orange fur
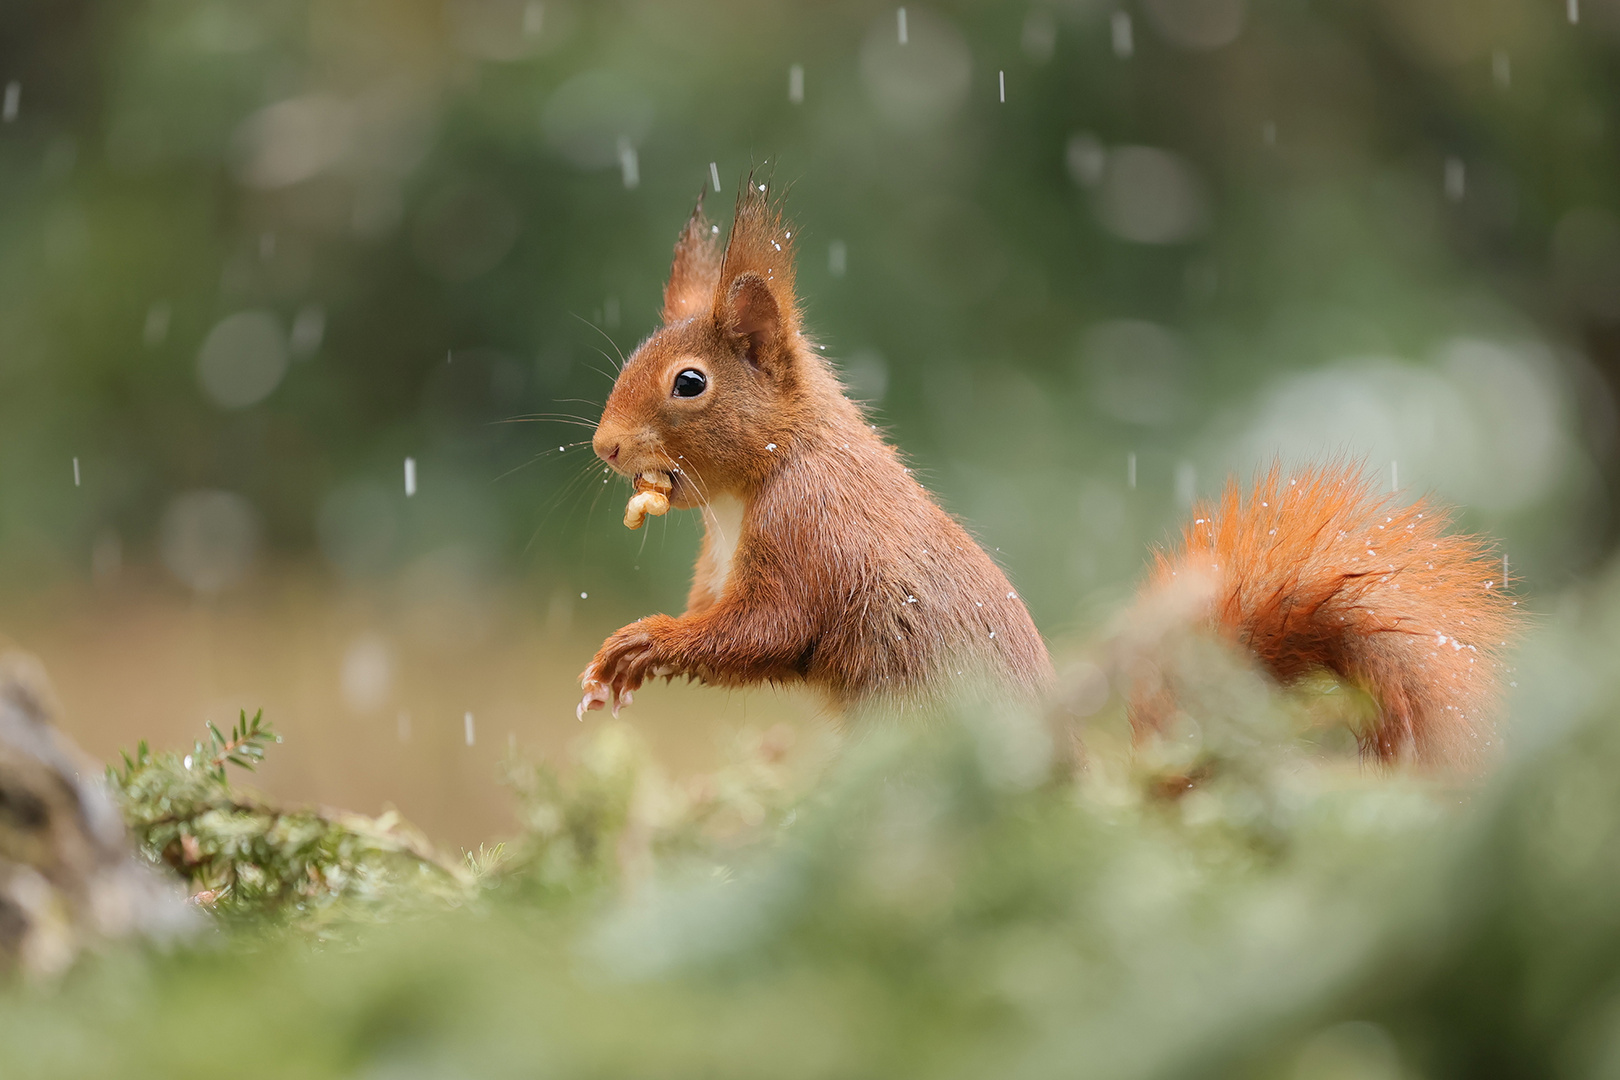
[1140,463,1519,766]
[711,180,801,342]
[581,179,1052,718]
[661,195,722,323]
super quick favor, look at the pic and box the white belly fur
[701,494,745,601]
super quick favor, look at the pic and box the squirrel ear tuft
[712,175,800,361]
[661,194,722,324]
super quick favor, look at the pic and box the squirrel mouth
[637,468,675,493]
[649,467,687,502]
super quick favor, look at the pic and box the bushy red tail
[1142,463,1519,766]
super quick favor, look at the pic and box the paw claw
[577,680,611,721]
[579,626,657,720]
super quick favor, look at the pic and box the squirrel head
[592,180,808,508]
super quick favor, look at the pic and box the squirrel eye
[672,369,707,398]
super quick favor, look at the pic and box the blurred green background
[1,0,1618,841]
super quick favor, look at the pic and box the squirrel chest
[698,494,746,603]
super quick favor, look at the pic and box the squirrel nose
[592,430,621,465]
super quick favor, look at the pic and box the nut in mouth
[623,470,673,530]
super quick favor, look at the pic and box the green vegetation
[0,600,1615,1077]
[109,711,475,929]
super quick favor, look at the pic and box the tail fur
[1138,463,1519,767]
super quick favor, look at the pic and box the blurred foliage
[109,710,477,929]
[1,0,1619,633]
[495,718,805,902]
[2,563,1620,1074]
[12,605,1620,1076]
[105,704,809,936]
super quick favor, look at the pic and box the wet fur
[584,183,1052,713]
[1137,463,1518,766]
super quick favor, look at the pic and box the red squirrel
[579,183,1051,718]
[578,183,1518,767]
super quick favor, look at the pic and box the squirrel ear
[721,273,781,368]
[712,176,800,368]
[661,194,722,324]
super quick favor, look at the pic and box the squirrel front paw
[576,623,662,719]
